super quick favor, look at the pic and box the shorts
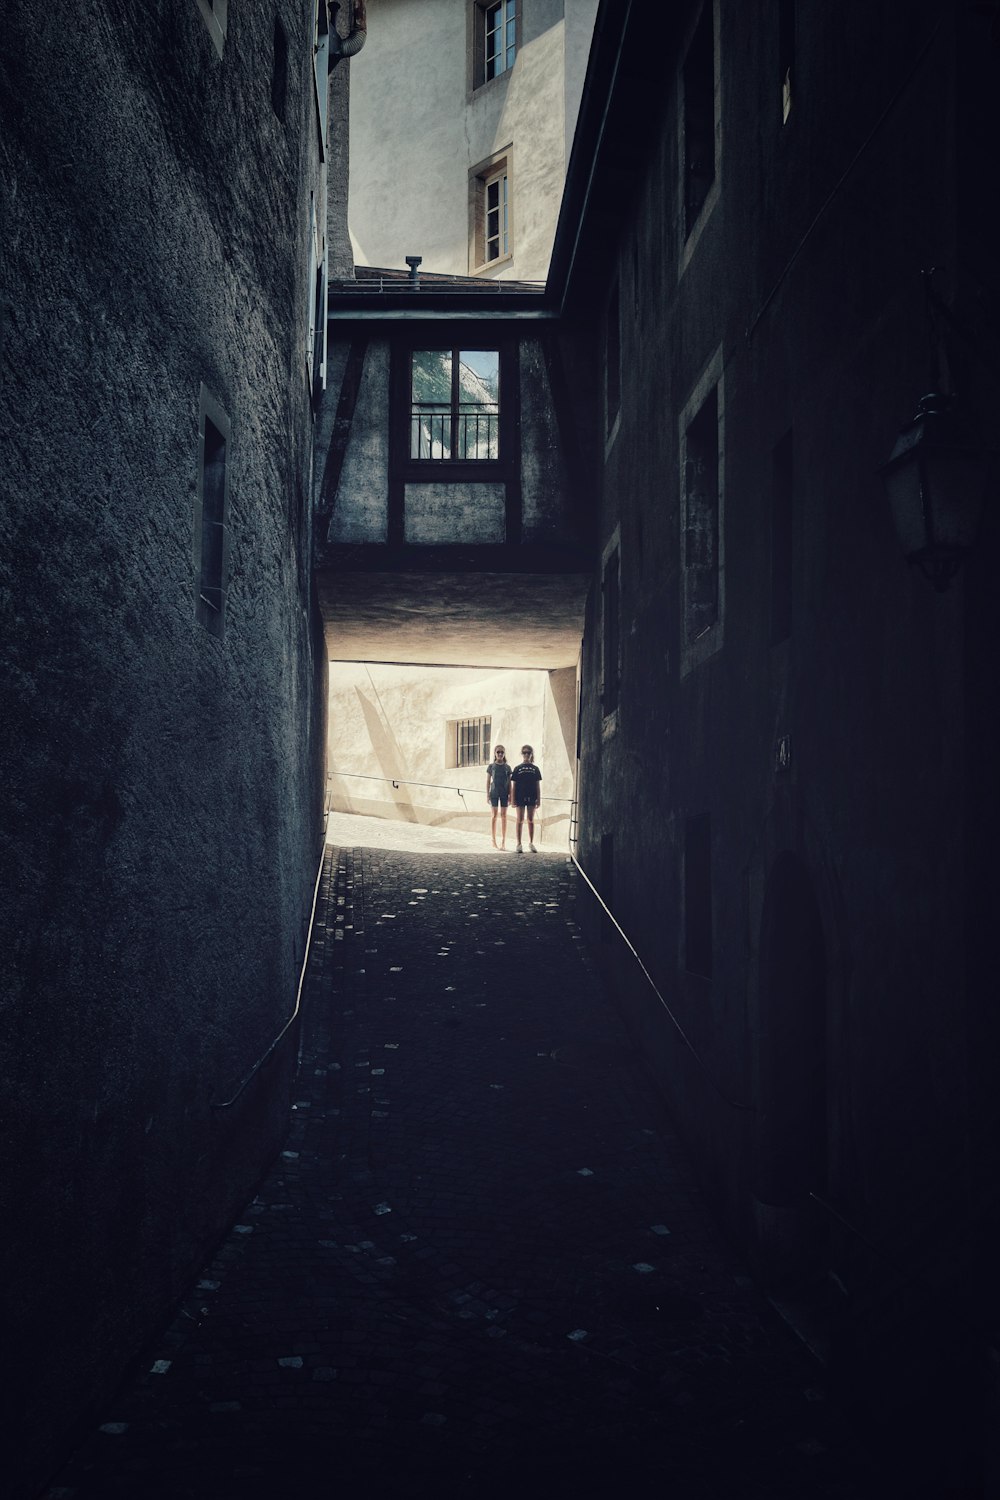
[489,791,509,807]
[514,796,538,809]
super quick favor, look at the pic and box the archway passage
[754,852,828,1282]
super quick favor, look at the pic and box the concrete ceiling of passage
[318,571,589,669]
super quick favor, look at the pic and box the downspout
[329,0,367,69]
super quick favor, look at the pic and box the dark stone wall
[572,0,998,1478]
[0,5,328,1492]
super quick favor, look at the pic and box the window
[602,544,620,716]
[196,0,228,57]
[779,0,795,123]
[770,429,794,643]
[410,349,500,461]
[470,151,512,270]
[682,381,720,647]
[473,1,518,88]
[684,813,713,978]
[313,0,330,157]
[271,16,289,122]
[194,388,231,637]
[605,281,621,435]
[452,716,492,768]
[485,171,509,262]
[682,4,716,238]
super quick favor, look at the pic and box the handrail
[567,850,755,1113]
[210,826,329,1110]
[327,768,575,803]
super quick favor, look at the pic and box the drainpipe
[329,0,367,69]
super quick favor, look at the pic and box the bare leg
[500,805,508,848]
[527,807,536,850]
[491,805,499,847]
[516,806,525,848]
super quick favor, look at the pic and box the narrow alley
[48,820,874,1499]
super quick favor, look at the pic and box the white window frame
[485,1,517,81]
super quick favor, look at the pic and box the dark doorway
[754,852,828,1283]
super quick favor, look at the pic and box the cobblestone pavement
[47,824,878,1499]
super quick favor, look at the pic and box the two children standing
[485,744,542,852]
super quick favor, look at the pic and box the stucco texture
[0,6,328,1493]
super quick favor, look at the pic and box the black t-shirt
[511,762,542,805]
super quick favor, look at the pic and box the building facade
[347,0,599,281]
[0,4,333,1492]
[559,1,999,1488]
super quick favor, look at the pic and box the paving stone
[48,840,878,1499]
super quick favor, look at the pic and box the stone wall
[570,0,999,1480]
[0,5,329,1492]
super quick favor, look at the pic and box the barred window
[453,716,492,768]
[410,349,500,461]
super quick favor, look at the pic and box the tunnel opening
[325,657,580,852]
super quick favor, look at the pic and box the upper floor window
[779,0,795,123]
[473,2,518,88]
[410,350,500,461]
[682,4,716,238]
[486,1,517,78]
[470,150,512,271]
[605,281,621,436]
[679,347,725,674]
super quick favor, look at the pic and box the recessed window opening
[195,395,230,637]
[410,349,500,461]
[271,16,289,121]
[685,813,713,978]
[770,428,794,643]
[485,0,517,80]
[602,546,620,714]
[683,386,720,644]
[453,716,492,768]
[683,5,715,237]
[606,282,621,433]
[779,0,795,123]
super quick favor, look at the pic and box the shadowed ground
[47,816,877,1498]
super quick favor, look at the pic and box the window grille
[455,716,492,768]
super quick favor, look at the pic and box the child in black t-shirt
[511,744,542,853]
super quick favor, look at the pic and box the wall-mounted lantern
[879,270,991,592]
[879,390,989,591]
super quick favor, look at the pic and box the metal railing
[410,408,499,461]
[210,823,329,1110]
[566,842,755,1113]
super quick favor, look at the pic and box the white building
[327,663,577,845]
[348,0,599,281]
